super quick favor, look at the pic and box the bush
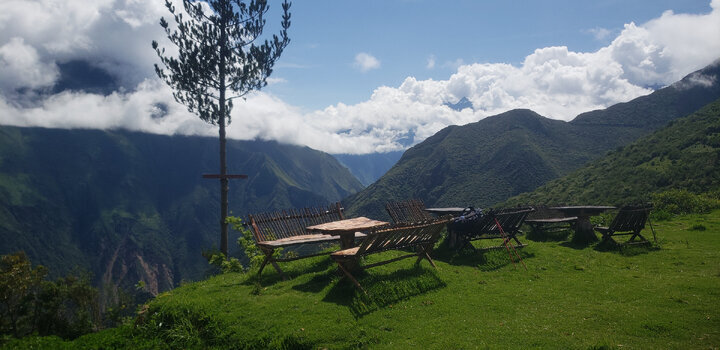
[652,189,720,218]
[0,252,100,340]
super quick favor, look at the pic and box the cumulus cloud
[0,0,169,89]
[0,0,719,155]
[426,55,436,69]
[0,37,58,93]
[353,52,380,72]
[266,77,287,85]
[587,27,612,41]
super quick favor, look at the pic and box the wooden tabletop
[306,217,389,233]
[550,206,616,215]
[425,207,468,216]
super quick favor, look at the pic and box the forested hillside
[0,127,363,304]
[505,98,720,206]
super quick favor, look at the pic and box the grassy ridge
[10,211,719,349]
[505,98,720,207]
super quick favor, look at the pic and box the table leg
[572,215,598,243]
[339,232,361,272]
[340,234,355,250]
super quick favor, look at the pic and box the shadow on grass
[322,265,446,319]
[239,256,336,287]
[593,239,661,256]
[559,240,596,250]
[433,240,536,271]
[526,228,571,242]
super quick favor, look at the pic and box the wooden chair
[524,205,577,233]
[247,203,365,280]
[385,199,434,224]
[448,207,534,250]
[594,204,653,245]
[331,217,451,294]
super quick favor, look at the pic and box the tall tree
[153,0,291,256]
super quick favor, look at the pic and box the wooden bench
[247,202,365,279]
[448,207,534,250]
[594,204,653,245]
[524,205,577,233]
[385,198,434,224]
[331,217,451,294]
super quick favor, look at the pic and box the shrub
[0,252,100,340]
[689,224,707,231]
[652,189,720,218]
[227,216,281,271]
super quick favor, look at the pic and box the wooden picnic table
[550,206,616,243]
[306,217,389,250]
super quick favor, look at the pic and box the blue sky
[1,0,719,154]
[266,0,713,110]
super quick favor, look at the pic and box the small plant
[689,224,707,231]
[226,216,283,271]
[206,252,243,274]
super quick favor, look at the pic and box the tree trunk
[218,8,229,257]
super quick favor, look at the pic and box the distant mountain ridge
[333,151,403,186]
[445,97,474,111]
[344,60,720,219]
[0,127,363,303]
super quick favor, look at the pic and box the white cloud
[588,27,612,41]
[442,58,466,70]
[0,37,58,93]
[266,77,287,85]
[426,55,436,69]
[353,52,380,72]
[0,1,719,155]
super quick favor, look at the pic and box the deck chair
[385,198,434,224]
[594,204,653,245]
[449,207,534,250]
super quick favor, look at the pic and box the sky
[1,0,719,154]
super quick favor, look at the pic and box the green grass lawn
[6,211,720,349]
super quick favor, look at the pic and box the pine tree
[153,0,291,256]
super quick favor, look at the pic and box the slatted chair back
[355,220,447,257]
[454,207,533,240]
[248,202,344,242]
[493,207,534,234]
[608,204,652,233]
[385,199,434,224]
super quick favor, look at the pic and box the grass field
[5,211,720,349]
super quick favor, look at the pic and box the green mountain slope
[0,127,363,301]
[505,98,720,206]
[345,61,720,219]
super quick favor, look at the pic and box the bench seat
[247,202,348,280]
[525,217,577,224]
[331,217,451,293]
[257,232,366,248]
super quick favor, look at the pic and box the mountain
[333,151,403,186]
[0,126,363,303]
[344,60,720,219]
[445,97,474,111]
[504,98,720,206]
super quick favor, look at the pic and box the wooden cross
[202,174,248,179]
